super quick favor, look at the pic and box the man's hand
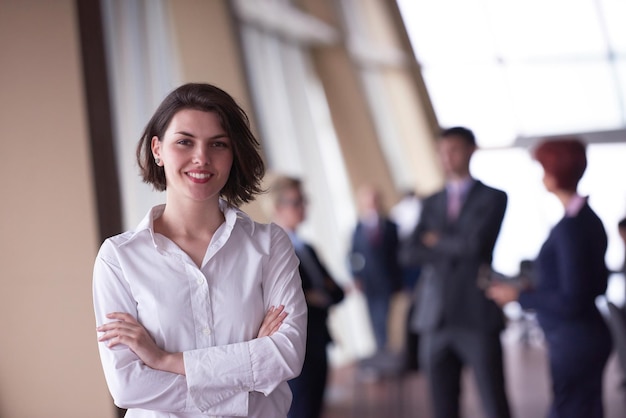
[422,231,440,248]
[485,283,519,307]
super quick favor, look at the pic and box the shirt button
[202,328,211,336]
[196,278,204,285]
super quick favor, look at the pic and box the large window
[233,0,355,282]
[397,0,626,274]
[397,0,626,147]
[101,0,179,229]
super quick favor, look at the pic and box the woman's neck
[157,196,225,239]
[553,189,577,209]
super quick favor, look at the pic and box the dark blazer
[518,202,609,330]
[295,243,345,345]
[401,180,507,333]
[289,243,344,418]
[349,218,402,297]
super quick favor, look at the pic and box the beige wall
[0,1,113,417]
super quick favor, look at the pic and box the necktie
[448,185,462,221]
[367,222,381,245]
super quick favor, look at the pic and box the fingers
[268,305,288,327]
[485,284,517,307]
[104,312,137,324]
[268,307,288,329]
[96,312,140,348]
[268,313,286,334]
[257,305,289,338]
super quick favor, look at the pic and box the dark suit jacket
[401,180,507,333]
[295,243,344,346]
[349,218,402,297]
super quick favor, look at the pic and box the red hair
[533,138,587,192]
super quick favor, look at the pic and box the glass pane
[471,144,626,275]
[616,60,626,124]
[582,143,626,271]
[397,0,496,64]
[422,65,518,147]
[508,61,623,135]
[487,0,606,59]
[599,0,626,52]
[471,148,552,275]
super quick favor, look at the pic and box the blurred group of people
[271,125,619,418]
[92,82,621,418]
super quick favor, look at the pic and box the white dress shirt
[93,201,307,418]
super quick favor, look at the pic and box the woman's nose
[192,146,210,165]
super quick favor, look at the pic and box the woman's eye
[212,141,229,148]
[177,139,192,146]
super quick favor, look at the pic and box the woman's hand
[486,282,520,307]
[97,312,184,375]
[257,305,288,338]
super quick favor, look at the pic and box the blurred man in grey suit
[401,127,511,418]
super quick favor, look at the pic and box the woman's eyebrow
[174,130,228,140]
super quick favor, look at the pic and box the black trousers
[288,338,328,418]
[419,328,511,418]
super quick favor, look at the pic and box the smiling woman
[135,84,264,205]
[93,83,307,418]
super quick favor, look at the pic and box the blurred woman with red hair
[487,137,612,418]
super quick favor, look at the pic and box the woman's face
[152,109,233,204]
[542,170,558,194]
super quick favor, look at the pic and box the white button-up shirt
[93,202,307,418]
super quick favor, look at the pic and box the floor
[321,323,626,418]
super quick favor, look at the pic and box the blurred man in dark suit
[401,127,511,418]
[350,185,402,355]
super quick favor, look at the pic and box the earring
[154,157,161,166]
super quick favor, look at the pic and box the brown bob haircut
[136,83,265,207]
[533,137,587,192]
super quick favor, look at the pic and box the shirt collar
[565,194,587,217]
[122,199,254,246]
[446,177,474,195]
[360,210,380,228]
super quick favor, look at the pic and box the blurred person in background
[268,175,345,418]
[349,184,402,359]
[93,83,307,418]
[400,126,511,418]
[390,190,423,371]
[488,138,612,418]
[390,189,423,291]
